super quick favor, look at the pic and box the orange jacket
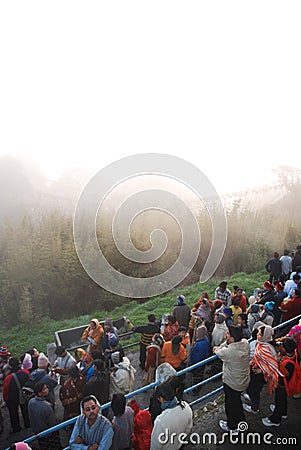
[160,341,187,369]
[81,318,104,352]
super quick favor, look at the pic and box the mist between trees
[0,167,300,329]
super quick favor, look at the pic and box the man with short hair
[215,281,232,307]
[110,393,134,450]
[132,314,160,369]
[28,382,61,449]
[52,345,76,385]
[213,326,250,432]
[69,395,113,450]
[280,250,292,281]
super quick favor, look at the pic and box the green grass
[1,270,268,357]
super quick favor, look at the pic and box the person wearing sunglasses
[69,395,113,450]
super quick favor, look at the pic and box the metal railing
[10,314,301,450]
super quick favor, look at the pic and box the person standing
[110,393,135,450]
[188,325,210,395]
[280,250,292,281]
[213,326,250,432]
[83,359,110,412]
[265,252,282,283]
[144,334,164,385]
[262,338,299,427]
[132,314,160,369]
[52,345,76,385]
[69,395,113,450]
[160,336,187,371]
[59,365,86,421]
[81,318,104,354]
[215,281,232,307]
[243,325,280,414]
[3,357,30,433]
[172,295,191,329]
[28,382,62,449]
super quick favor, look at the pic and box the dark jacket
[172,304,191,329]
[3,369,29,404]
[132,323,160,346]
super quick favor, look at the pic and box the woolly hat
[195,325,207,339]
[104,318,113,326]
[0,345,9,356]
[251,304,259,313]
[177,294,186,305]
[215,313,226,324]
[264,280,273,289]
[38,352,50,368]
[21,353,32,370]
[265,301,275,311]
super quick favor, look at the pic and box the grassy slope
[1,270,268,357]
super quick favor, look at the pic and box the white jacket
[215,339,250,392]
[110,356,136,397]
[211,322,228,347]
[150,401,193,450]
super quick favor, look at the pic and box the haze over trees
[0,156,300,329]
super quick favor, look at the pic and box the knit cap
[21,353,32,370]
[38,352,50,368]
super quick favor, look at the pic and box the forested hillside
[0,159,300,330]
[0,270,268,357]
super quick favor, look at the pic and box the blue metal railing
[10,314,300,450]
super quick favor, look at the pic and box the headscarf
[251,325,280,394]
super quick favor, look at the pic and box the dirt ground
[1,348,300,450]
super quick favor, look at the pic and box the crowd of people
[1,249,301,449]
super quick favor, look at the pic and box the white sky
[0,1,300,195]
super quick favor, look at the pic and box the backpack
[281,350,301,397]
[22,371,45,402]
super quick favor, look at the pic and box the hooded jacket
[81,318,104,353]
[132,409,153,450]
[110,357,136,396]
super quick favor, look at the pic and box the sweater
[70,414,113,450]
